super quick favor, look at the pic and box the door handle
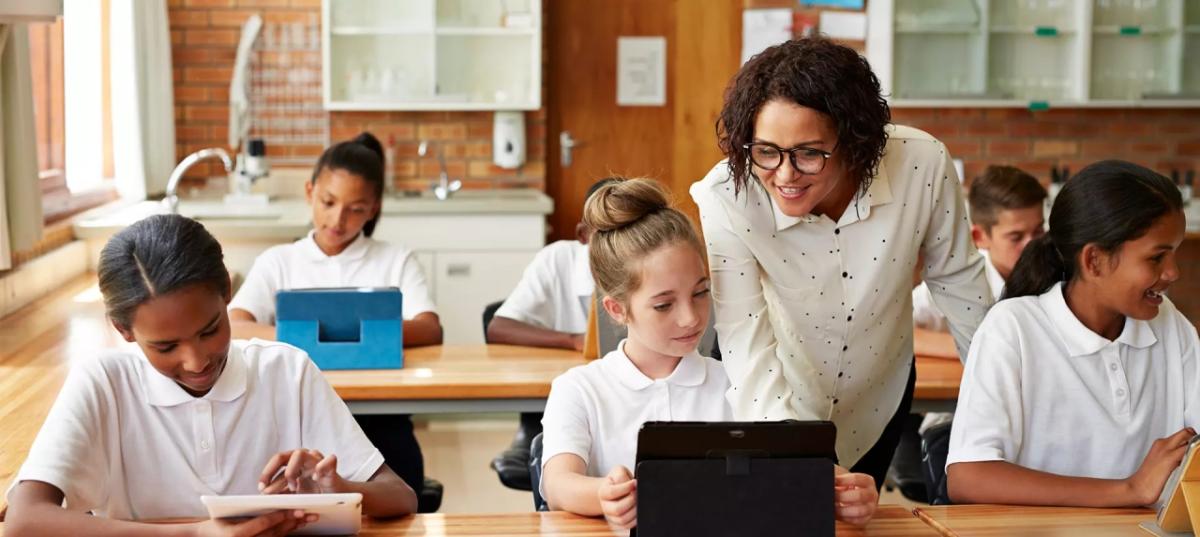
[446,263,471,277]
[560,131,582,167]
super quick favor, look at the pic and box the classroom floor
[413,415,922,514]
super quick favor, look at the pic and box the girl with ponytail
[228,132,441,500]
[947,160,1200,508]
[539,178,878,529]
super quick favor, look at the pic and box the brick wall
[890,107,1200,186]
[168,0,546,191]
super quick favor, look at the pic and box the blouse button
[1109,363,1118,371]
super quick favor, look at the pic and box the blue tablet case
[275,287,403,370]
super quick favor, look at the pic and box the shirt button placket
[195,400,219,482]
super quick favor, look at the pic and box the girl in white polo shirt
[4,214,416,536]
[947,160,1200,507]
[229,132,438,500]
[540,178,879,530]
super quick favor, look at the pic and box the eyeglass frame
[742,142,835,175]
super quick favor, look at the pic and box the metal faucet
[418,141,462,201]
[164,148,234,214]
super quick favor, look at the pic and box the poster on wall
[741,8,793,64]
[617,36,667,106]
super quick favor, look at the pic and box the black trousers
[354,414,425,493]
[848,359,917,491]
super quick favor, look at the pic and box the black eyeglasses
[743,142,834,175]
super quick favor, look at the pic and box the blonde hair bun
[582,178,671,233]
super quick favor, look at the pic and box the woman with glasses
[690,37,991,489]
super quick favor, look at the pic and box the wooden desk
[912,505,1155,537]
[912,356,964,413]
[0,506,936,536]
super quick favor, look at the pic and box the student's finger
[232,510,290,536]
[258,451,293,489]
[283,449,310,491]
[260,474,292,495]
[835,486,875,505]
[600,479,637,500]
[834,472,875,490]
[609,489,637,515]
[1164,428,1196,448]
[613,506,637,529]
[836,503,875,521]
[315,453,338,477]
[612,465,634,481]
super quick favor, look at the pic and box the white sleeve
[229,250,282,325]
[540,372,594,473]
[693,183,808,422]
[494,248,556,329]
[7,361,114,512]
[1176,309,1200,428]
[912,282,949,332]
[297,358,386,484]
[919,142,992,363]
[396,251,437,318]
[946,310,1025,468]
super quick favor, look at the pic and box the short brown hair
[968,165,1048,232]
[582,178,703,308]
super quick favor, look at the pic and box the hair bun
[582,178,671,233]
[352,132,384,161]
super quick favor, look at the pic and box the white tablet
[200,493,362,536]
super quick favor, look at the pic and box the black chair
[529,432,549,511]
[920,421,954,505]
[482,300,504,339]
[418,477,444,513]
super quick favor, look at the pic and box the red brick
[1180,142,1200,157]
[937,108,983,120]
[184,29,240,46]
[169,10,209,27]
[467,122,492,139]
[291,0,322,7]
[173,48,215,64]
[420,160,468,178]
[235,0,291,7]
[983,108,1032,120]
[185,0,234,6]
[176,125,209,141]
[1060,122,1104,138]
[183,104,229,122]
[1162,123,1200,136]
[174,86,208,103]
[182,66,233,84]
[1129,142,1171,157]
[1032,140,1079,158]
[963,122,1006,137]
[1008,121,1058,137]
[986,140,1030,157]
[1081,141,1126,157]
[208,9,257,26]
[1108,122,1154,137]
[943,139,982,159]
[262,11,312,24]
[416,123,468,141]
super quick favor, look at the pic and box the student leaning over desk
[947,160,1200,507]
[539,178,879,530]
[4,214,415,537]
[228,132,438,501]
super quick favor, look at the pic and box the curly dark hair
[716,36,891,196]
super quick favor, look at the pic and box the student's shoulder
[235,338,317,374]
[1150,296,1199,342]
[362,236,418,262]
[701,356,730,386]
[535,240,583,264]
[550,358,610,393]
[977,295,1048,340]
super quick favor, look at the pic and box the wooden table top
[912,505,1156,537]
[913,356,964,401]
[0,506,934,536]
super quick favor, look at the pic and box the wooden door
[545,0,740,240]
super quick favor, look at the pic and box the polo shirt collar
[1040,282,1158,357]
[299,230,370,262]
[604,339,708,391]
[143,344,248,407]
[770,159,894,232]
[980,250,1006,301]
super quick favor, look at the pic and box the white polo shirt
[541,341,732,483]
[495,240,593,334]
[229,231,436,326]
[691,125,991,467]
[913,250,1005,333]
[6,339,384,520]
[947,283,1200,483]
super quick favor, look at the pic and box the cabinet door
[434,251,536,344]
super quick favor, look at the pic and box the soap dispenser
[493,111,526,170]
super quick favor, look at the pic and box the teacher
[691,37,991,486]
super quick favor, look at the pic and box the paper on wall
[741,8,793,64]
[819,10,867,41]
[617,36,667,106]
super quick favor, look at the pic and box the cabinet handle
[446,263,471,277]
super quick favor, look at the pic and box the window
[28,10,117,224]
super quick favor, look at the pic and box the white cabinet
[867,0,1200,107]
[322,0,542,110]
[372,206,548,344]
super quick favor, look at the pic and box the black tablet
[636,420,838,465]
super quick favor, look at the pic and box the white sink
[74,199,312,240]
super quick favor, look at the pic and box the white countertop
[72,189,554,241]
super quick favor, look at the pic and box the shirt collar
[299,230,371,262]
[1039,282,1158,357]
[143,344,248,407]
[603,339,708,391]
[770,159,894,232]
[571,241,595,297]
[980,250,1006,301]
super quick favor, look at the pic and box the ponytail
[1002,234,1066,299]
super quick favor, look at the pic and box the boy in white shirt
[5,215,415,536]
[486,178,617,490]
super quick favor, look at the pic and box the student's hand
[259,449,347,495]
[833,465,878,527]
[192,510,317,537]
[571,333,585,352]
[1126,427,1195,505]
[597,465,638,529]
